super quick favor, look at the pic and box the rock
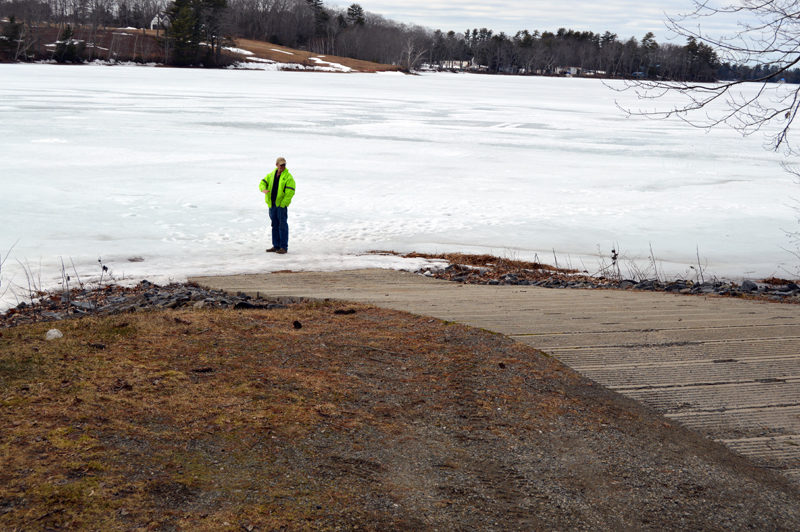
[772,290,796,297]
[770,285,794,293]
[45,329,63,341]
[635,280,656,290]
[71,300,96,311]
[619,280,636,289]
[741,280,758,292]
[692,283,716,294]
[666,282,687,292]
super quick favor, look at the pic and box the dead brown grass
[0,302,570,529]
[231,38,400,72]
[401,251,574,273]
[2,301,798,530]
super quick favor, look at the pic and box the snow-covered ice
[0,63,797,310]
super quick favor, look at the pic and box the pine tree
[305,0,329,37]
[167,0,203,66]
[346,4,365,26]
[166,0,228,66]
[0,16,22,55]
[54,25,84,63]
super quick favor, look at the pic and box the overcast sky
[345,1,747,44]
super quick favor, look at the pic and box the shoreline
[3,251,798,328]
[404,252,800,304]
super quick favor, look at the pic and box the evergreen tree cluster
[431,28,721,81]
[166,0,228,66]
[0,0,798,82]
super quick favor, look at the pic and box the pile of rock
[1,281,285,328]
[421,263,800,303]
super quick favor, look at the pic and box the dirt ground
[1,300,798,530]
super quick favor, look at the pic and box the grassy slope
[128,29,398,71]
[230,37,400,72]
[1,301,798,530]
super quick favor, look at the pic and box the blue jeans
[269,206,289,250]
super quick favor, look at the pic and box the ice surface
[0,64,797,310]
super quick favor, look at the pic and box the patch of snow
[232,61,352,73]
[229,61,282,71]
[45,329,63,341]
[309,57,352,72]
[271,48,294,55]
[223,46,254,56]
[87,60,160,67]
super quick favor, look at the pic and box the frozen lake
[1,63,797,309]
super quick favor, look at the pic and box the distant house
[150,13,170,30]
[555,66,581,76]
[441,59,469,70]
[469,58,488,72]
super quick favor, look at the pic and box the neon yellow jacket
[259,169,296,208]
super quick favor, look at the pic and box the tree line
[1,0,798,82]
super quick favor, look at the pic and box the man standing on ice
[259,157,296,254]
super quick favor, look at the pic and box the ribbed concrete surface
[192,269,800,484]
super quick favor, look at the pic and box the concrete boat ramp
[192,269,800,485]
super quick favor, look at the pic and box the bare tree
[400,29,426,71]
[620,1,800,154]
